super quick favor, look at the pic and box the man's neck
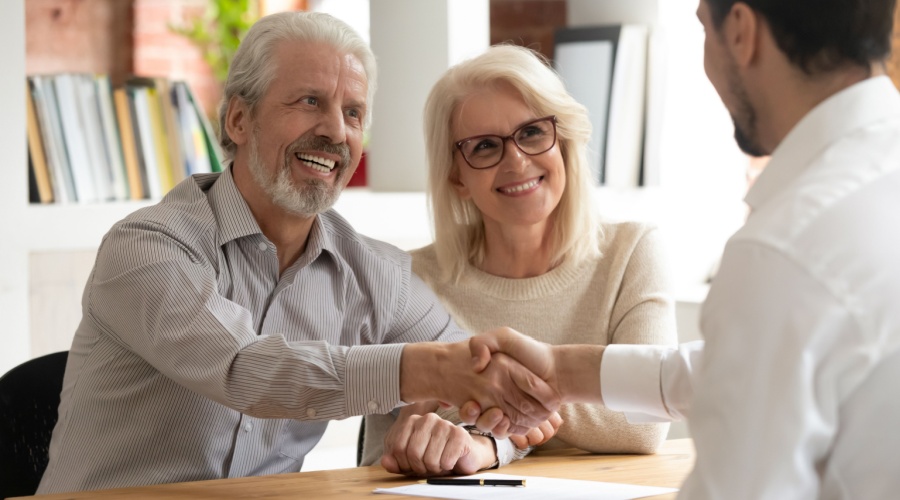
[258,211,316,275]
[231,161,316,274]
[758,63,880,152]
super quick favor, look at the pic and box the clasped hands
[388,327,565,476]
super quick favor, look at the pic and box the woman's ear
[224,96,250,146]
[450,169,471,200]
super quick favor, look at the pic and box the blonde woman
[363,45,677,476]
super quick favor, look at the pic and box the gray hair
[218,11,377,161]
[424,44,599,282]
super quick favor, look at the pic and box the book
[128,84,163,199]
[181,82,223,172]
[146,85,176,194]
[28,153,41,204]
[113,87,146,200]
[25,81,54,203]
[155,78,188,186]
[52,73,98,202]
[554,24,649,187]
[24,74,213,203]
[172,81,212,175]
[74,73,115,201]
[94,75,130,201]
[30,75,77,204]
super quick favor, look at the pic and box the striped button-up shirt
[38,168,466,493]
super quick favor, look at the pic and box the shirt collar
[204,165,345,272]
[206,165,264,246]
[745,76,900,211]
[294,211,344,272]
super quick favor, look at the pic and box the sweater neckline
[461,255,593,300]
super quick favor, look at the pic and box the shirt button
[243,423,253,432]
[257,242,267,251]
[367,400,379,412]
[306,408,317,419]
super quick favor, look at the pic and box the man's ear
[225,96,251,146]
[724,2,761,68]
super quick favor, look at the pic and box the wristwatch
[463,425,500,470]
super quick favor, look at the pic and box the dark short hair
[706,0,896,74]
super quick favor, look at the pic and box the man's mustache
[285,135,352,171]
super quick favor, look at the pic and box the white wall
[562,0,747,288]
[367,0,489,191]
[0,0,28,375]
[568,0,658,26]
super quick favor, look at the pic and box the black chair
[0,351,68,499]
[356,416,366,466]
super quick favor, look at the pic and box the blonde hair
[219,11,377,161]
[424,45,599,282]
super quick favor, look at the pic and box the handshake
[400,327,605,438]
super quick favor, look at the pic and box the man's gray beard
[248,132,343,218]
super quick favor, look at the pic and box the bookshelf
[0,0,150,373]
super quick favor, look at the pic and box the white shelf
[24,201,154,251]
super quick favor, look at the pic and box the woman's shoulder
[595,219,660,252]
[409,243,438,262]
[409,244,440,281]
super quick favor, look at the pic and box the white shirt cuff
[601,344,672,423]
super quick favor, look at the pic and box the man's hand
[400,333,561,435]
[509,411,563,449]
[464,328,605,434]
[460,328,558,434]
[470,327,558,382]
[380,406,496,476]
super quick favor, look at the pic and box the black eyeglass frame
[454,115,558,170]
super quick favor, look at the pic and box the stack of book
[25,74,223,204]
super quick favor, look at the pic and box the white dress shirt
[601,76,900,499]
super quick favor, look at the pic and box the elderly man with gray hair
[37,12,558,494]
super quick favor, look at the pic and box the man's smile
[296,153,337,173]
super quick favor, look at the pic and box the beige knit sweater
[361,221,677,466]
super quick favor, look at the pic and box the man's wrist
[555,345,605,404]
[399,343,443,403]
[463,426,499,470]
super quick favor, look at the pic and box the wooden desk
[19,439,694,499]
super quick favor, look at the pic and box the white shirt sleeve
[601,341,703,423]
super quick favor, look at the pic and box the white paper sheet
[374,472,678,500]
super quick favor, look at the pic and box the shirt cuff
[345,344,406,416]
[601,344,671,423]
[457,425,531,468]
[495,438,532,467]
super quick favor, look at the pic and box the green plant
[170,0,259,83]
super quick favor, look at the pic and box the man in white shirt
[467,0,900,498]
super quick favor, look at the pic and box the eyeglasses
[454,115,558,169]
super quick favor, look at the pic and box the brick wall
[133,0,221,121]
[890,3,900,90]
[26,0,134,83]
[26,0,224,122]
[490,0,567,62]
